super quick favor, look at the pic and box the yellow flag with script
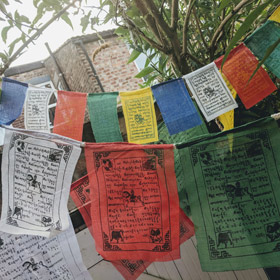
[120,87,158,144]
[269,6,280,23]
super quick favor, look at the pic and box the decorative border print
[184,62,238,122]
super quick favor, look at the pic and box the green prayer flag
[245,21,280,79]
[157,113,208,215]
[87,92,123,143]
[178,117,280,271]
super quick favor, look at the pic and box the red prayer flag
[215,43,276,109]
[71,175,194,280]
[53,90,87,141]
[84,143,180,261]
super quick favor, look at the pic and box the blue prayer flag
[0,78,28,125]
[151,78,202,135]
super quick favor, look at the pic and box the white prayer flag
[184,62,238,122]
[0,127,81,237]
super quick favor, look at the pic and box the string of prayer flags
[53,90,87,141]
[0,220,91,280]
[215,43,276,109]
[178,117,280,271]
[269,6,280,23]
[184,62,238,122]
[217,72,237,131]
[0,77,28,125]
[85,142,179,261]
[151,78,202,135]
[0,126,81,237]
[120,87,158,144]
[157,119,208,215]
[71,175,194,280]
[87,92,123,142]
[245,20,280,79]
[24,86,53,132]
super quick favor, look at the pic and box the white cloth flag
[184,62,238,122]
[0,127,81,237]
[0,220,92,280]
[24,86,54,132]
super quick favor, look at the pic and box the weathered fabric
[87,92,123,142]
[151,78,202,135]
[215,43,276,109]
[184,63,238,122]
[245,20,280,79]
[120,88,158,144]
[53,90,87,141]
[0,77,28,125]
[85,143,179,261]
[178,117,280,271]
[269,6,280,23]
[0,126,81,237]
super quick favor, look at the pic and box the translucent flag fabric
[1,126,81,237]
[71,175,194,280]
[120,88,158,144]
[184,63,238,122]
[0,77,28,125]
[151,78,202,135]
[245,20,280,79]
[87,92,123,142]
[215,43,276,109]
[85,143,179,261]
[269,6,280,23]
[53,90,87,141]
[178,117,280,271]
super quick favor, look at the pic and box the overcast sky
[1,1,115,67]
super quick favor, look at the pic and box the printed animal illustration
[225,181,253,203]
[0,237,4,249]
[203,86,216,99]
[41,216,52,227]
[150,229,162,243]
[26,174,42,193]
[16,140,25,152]
[266,222,280,242]
[32,104,40,116]
[111,230,124,243]
[23,258,39,272]
[134,114,145,124]
[48,151,62,163]
[103,159,113,171]
[142,158,156,170]
[13,206,23,219]
[200,152,213,165]
[122,190,144,207]
[217,232,233,248]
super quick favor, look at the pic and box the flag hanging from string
[87,92,123,142]
[120,88,158,144]
[151,78,202,135]
[269,6,280,23]
[178,117,280,271]
[215,43,276,109]
[53,90,87,141]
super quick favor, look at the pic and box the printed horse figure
[225,181,253,203]
[26,174,42,193]
[122,190,144,207]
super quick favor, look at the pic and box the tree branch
[193,8,208,50]
[171,0,179,31]
[0,0,79,75]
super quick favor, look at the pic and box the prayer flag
[0,219,91,280]
[215,43,276,109]
[184,62,238,122]
[0,126,81,237]
[85,143,179,261]
[87,92,123,142]
[120,88,158,144]
[178,117,280,271]
[245,20,280,79]
[151,78,202,135]
[24,86,53,132]
[0,77,28,125]
[217,72,237,131]
[53,90,87,141]
[269,6,280,23]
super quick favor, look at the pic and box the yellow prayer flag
[218,71,237,131]
[120,87,158,144]
[269,6,280,23]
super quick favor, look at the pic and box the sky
[1,0,116,67]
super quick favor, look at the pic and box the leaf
[0,52,8,62]
[20,15,31,24]
[127,49,141,64]
[1,26,11,43]
[135,66,154,78]
[80,11,91,33]
[114,26,128,36]
[221,0,274,69]
[61,13,73,29]
[33,0,40,7]
[32,2,45,25]
[248,37,280,83]
[8,37,22,56]
[217,0,233,16]
[2,0,9,5]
